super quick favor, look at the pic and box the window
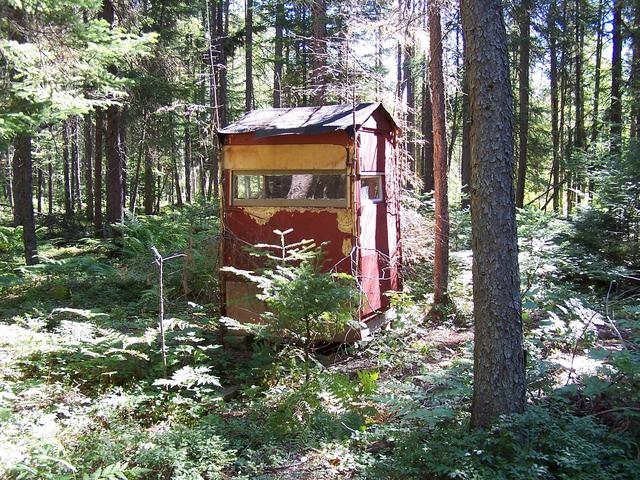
[233,171,348,206]
[360,175,383,202]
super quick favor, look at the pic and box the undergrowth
[0,204,639,479]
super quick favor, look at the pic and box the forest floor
[0,205,639,479]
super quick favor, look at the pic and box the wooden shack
[217,103,401,339]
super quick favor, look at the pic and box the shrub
[365,406,639,479]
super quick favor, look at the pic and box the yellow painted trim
[223,144,347,170]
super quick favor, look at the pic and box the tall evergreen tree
[462,0,526,428]
[428,0,450,320]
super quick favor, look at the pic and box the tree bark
[515,0,530,208]
[4,153,13,210]
[447,22,462,169]
[590,0,603,144]
[610,0,623,157]
[573,0,585,207]
[461,0,526,428]
[311,0,327,104]
[573,0,585,152]
[171,122,183,208]
[205,0,220,200]
[184,115,192,203]
[120,106,128,209]
[130,116,147,212]
[428,0,450,319]
[144,144,155,215]
[102,0,124,227]
[461,60,471,209]
[549,0,561,212]
[273,0,284,107]
[217,0,229,127]
[404,42,416,176]
[84,113,94,221]
[94,110,104,235]
[47,162,53,216]
[421,57,434,193]
[105,104,124,225]
[71,117,82,213]
[12,134,38,265]
[245,0,254,113]
[62,121,73,218]
[630,0,640,141]
[36,166,42,214]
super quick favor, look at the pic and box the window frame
[231,169,350,207]
[359,173,385,204]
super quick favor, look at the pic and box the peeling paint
[239,206,354,235]
[335,209,354,234]
[341,238,353,256]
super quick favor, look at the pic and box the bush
[365,406,639,479]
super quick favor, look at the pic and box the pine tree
[462,0,526,428]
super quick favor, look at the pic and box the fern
[153,365,221,390]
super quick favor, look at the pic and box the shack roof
[217,102,397,138]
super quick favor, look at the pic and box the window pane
[361,176,383,201]
[234,173,347,201]
[235,175,264,199]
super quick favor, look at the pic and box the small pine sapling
[222,229,359,382]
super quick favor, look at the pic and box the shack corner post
[217,103,402,342]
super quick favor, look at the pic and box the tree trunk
[311,0,327,105]
[461,0,526,429]
[144,144,155,215]
[549,0,561,212]
[102,0,124,227]
[245,0,254,113]
[273,0,284,107]
[199,154,206,198]
[461,60,471,209]
[71,117,82,213]
[105,104,124,225]
[156,157,164,213]
[404,42,416,177]
[428,0,450,319]
[205,0,220,200]
[12,134,38,265]
[184,116,192,203]
[515,0,530,208]
[36,166,42,214]
[447,22,462,169]
[421,57,434,193]
[120,106,128,209]
[217,0,228,127]
[62,121,73,218]
[574,0,585,152]
[559,0,570,215]
[573,0,585,207]
[610,0,623,157]
[130,117,147,212]
[84,113,94,221]
[590,0,603,144]
[94,110,104,235]
[171,123,183,208]
[4,153,13,210]
[47,162,53,216]
[630,0,640,141]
